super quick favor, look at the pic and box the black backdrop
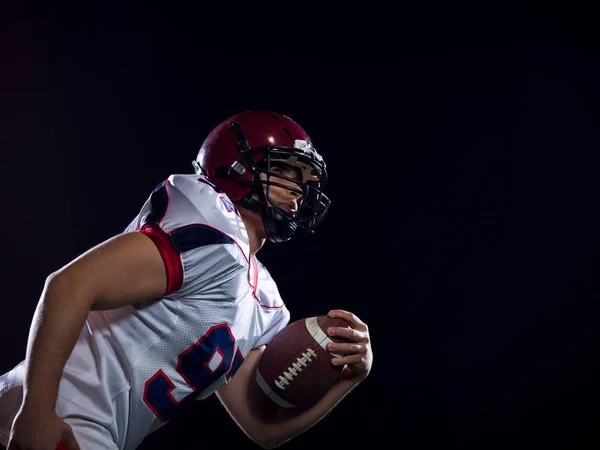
[1,5,599,450]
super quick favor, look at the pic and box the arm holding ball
[216,309,373,449]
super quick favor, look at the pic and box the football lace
[274,348,318,390]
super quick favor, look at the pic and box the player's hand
[326,309,373,383]
[7,404,80,450]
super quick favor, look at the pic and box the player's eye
[270,164,302,182]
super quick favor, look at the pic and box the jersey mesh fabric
[0,363,24,446]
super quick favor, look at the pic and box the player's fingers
[331,353,363,367]
[326,342,366,356]
[328,309,368,331]
[327,326,368,343]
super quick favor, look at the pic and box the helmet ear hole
[214,165,231,179]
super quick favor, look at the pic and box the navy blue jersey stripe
[170,224,235,253]
[146,181,168,224]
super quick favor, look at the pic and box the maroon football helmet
[193,111,331,242]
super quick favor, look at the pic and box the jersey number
[143,324,245,422]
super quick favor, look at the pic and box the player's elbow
[256,440,279,449]
[249,430,284,449]
[44,269,96,309]
[246,418,298,449]
[227,416,278,449]
[231,414,286,449]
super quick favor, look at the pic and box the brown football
[255,315,349,409]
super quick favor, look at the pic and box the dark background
[1,4,599,450]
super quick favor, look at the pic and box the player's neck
[236,205,267,257]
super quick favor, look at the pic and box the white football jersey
[0,174,291,449]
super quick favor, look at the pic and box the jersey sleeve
[133,175,245,298]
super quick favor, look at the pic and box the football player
[0,111,373,450]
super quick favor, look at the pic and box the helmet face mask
[236,146,331,234]
[194,111,331,242]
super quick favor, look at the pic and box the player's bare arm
[216,309,373,449]
[9,231,167,450]
[25,231,167,405]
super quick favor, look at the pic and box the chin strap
[240,192,298,243]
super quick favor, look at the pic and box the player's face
[259,163,303,215]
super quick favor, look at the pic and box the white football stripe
[305,317,343,358]
[255,369,295,408]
